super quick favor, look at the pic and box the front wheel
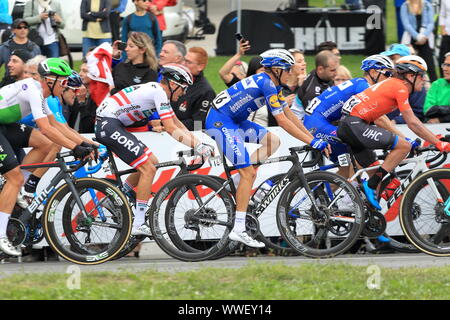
[276,171,365,258]
[42,178,132,265]
[399,168,450,257]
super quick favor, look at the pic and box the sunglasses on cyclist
[442,63,450,68]
[45,77,68,87]
[378,70,393,77]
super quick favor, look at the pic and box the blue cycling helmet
[260,49,295,70]
[67,71,83,88]
[361,55,394,72]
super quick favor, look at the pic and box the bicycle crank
[362,209,387,238]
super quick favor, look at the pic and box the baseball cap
[380,44,410,57]
[12,19,29,29]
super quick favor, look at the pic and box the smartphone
[235,33,246,42]
[117,41,127,51]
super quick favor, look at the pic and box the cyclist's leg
[0,129,24,256]
[239,120,280,164]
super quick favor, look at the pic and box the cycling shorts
[304,115,348,164]
[337,116,397,168]
[94,117,152,169]
[205,107,269,169]
[0,123,33,174]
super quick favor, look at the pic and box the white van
[8,0,192,49]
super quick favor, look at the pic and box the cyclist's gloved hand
[436,141,450,153]
[310,138,328,151]
[81,141,99,161]
[73,144,92,160]
[405,137,421,150]
[195,143,215,158]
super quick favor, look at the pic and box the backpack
[125,13,159,44]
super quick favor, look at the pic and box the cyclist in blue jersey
[205,49,330,248]
[304,55,395,179]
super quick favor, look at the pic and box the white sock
[233,211,246,233]
[0,211,10,238]
[21,170,31,186]
[133,200,147,227]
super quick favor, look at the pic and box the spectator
[400,0,437,82]
[439,0,450,77]
[423,52,450,123]
[111,32,158,95]
[147,0,171,33]
[0,0,12,43]
[395,0,406,42]
[80,0,112,57]
[334,65,352,86]
[0,19,41,82]
[218,38,250,87]
[292,50,339,120]
[24,54,46,81]
[109,0,128,42]
[285,48,307,102]
[159,39,186,66]
[122,0,162,56]
[77,59,98,133]
[317,40,341,60]
[381,43,411,63]
[1,49,32,87]
[171,47,215,130]
[23,0,65,58]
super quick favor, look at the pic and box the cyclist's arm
[402,108,441,145]
[374,115,406,139]
[35,116,77,149]
[48,115,96,145]
[161,117,198,148]
[273,112,313,145]
[283,106,314,140]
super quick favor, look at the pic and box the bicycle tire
[149,174,235,262]
[42,178,132,265]
[276,171,365,258]
[399,168,450,257]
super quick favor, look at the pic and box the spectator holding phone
[219,35,250,87]
[111,32,158,95]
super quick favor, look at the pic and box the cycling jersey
[20,96,67,128]
[210,73,287,123]
[303,78,369,163]
[346,78,412,123]
[0,78,52,125]
[96,82,175,127]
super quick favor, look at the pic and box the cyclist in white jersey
[95,64,214,236]
[0,58,94,257]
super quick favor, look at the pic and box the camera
[48,10,57,29]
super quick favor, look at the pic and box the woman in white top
[23,0,65,58]
[439,0,450,77]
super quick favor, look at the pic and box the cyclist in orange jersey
[337,55,450,210]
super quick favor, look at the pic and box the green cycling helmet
[38,58,72,78]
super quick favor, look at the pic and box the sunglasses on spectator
[442,63,450,68]
[45,77,68,87]
[15,26,29,30]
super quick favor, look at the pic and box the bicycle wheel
[42,178,132,265]
[149,174,235,262]
[276,171,365,258]
[399,168,450,256]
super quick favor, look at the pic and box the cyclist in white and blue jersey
[303,54,395,178]
[205,49,330,248]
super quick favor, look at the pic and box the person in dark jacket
[80,0,112,57]
[171,47,215,131]
[111,31,158,94]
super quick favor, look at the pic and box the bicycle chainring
[7,218,27,247]
[362,209,387,238]
[245,213,260,239]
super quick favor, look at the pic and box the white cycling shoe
[131,224,152,237]
[229,230,265,248]
[0,237,21,256]
[17,188,34,209]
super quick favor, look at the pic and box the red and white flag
[86,42,114,106]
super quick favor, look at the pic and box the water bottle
[380,178,401,200]
[253,180,274,204]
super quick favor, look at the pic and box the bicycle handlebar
[289,145,322,168]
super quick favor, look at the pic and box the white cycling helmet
[260,49,295,70]
[396,55,428,75]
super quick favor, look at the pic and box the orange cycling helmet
[395,55,428,75]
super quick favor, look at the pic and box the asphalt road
[1,252,449,278]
